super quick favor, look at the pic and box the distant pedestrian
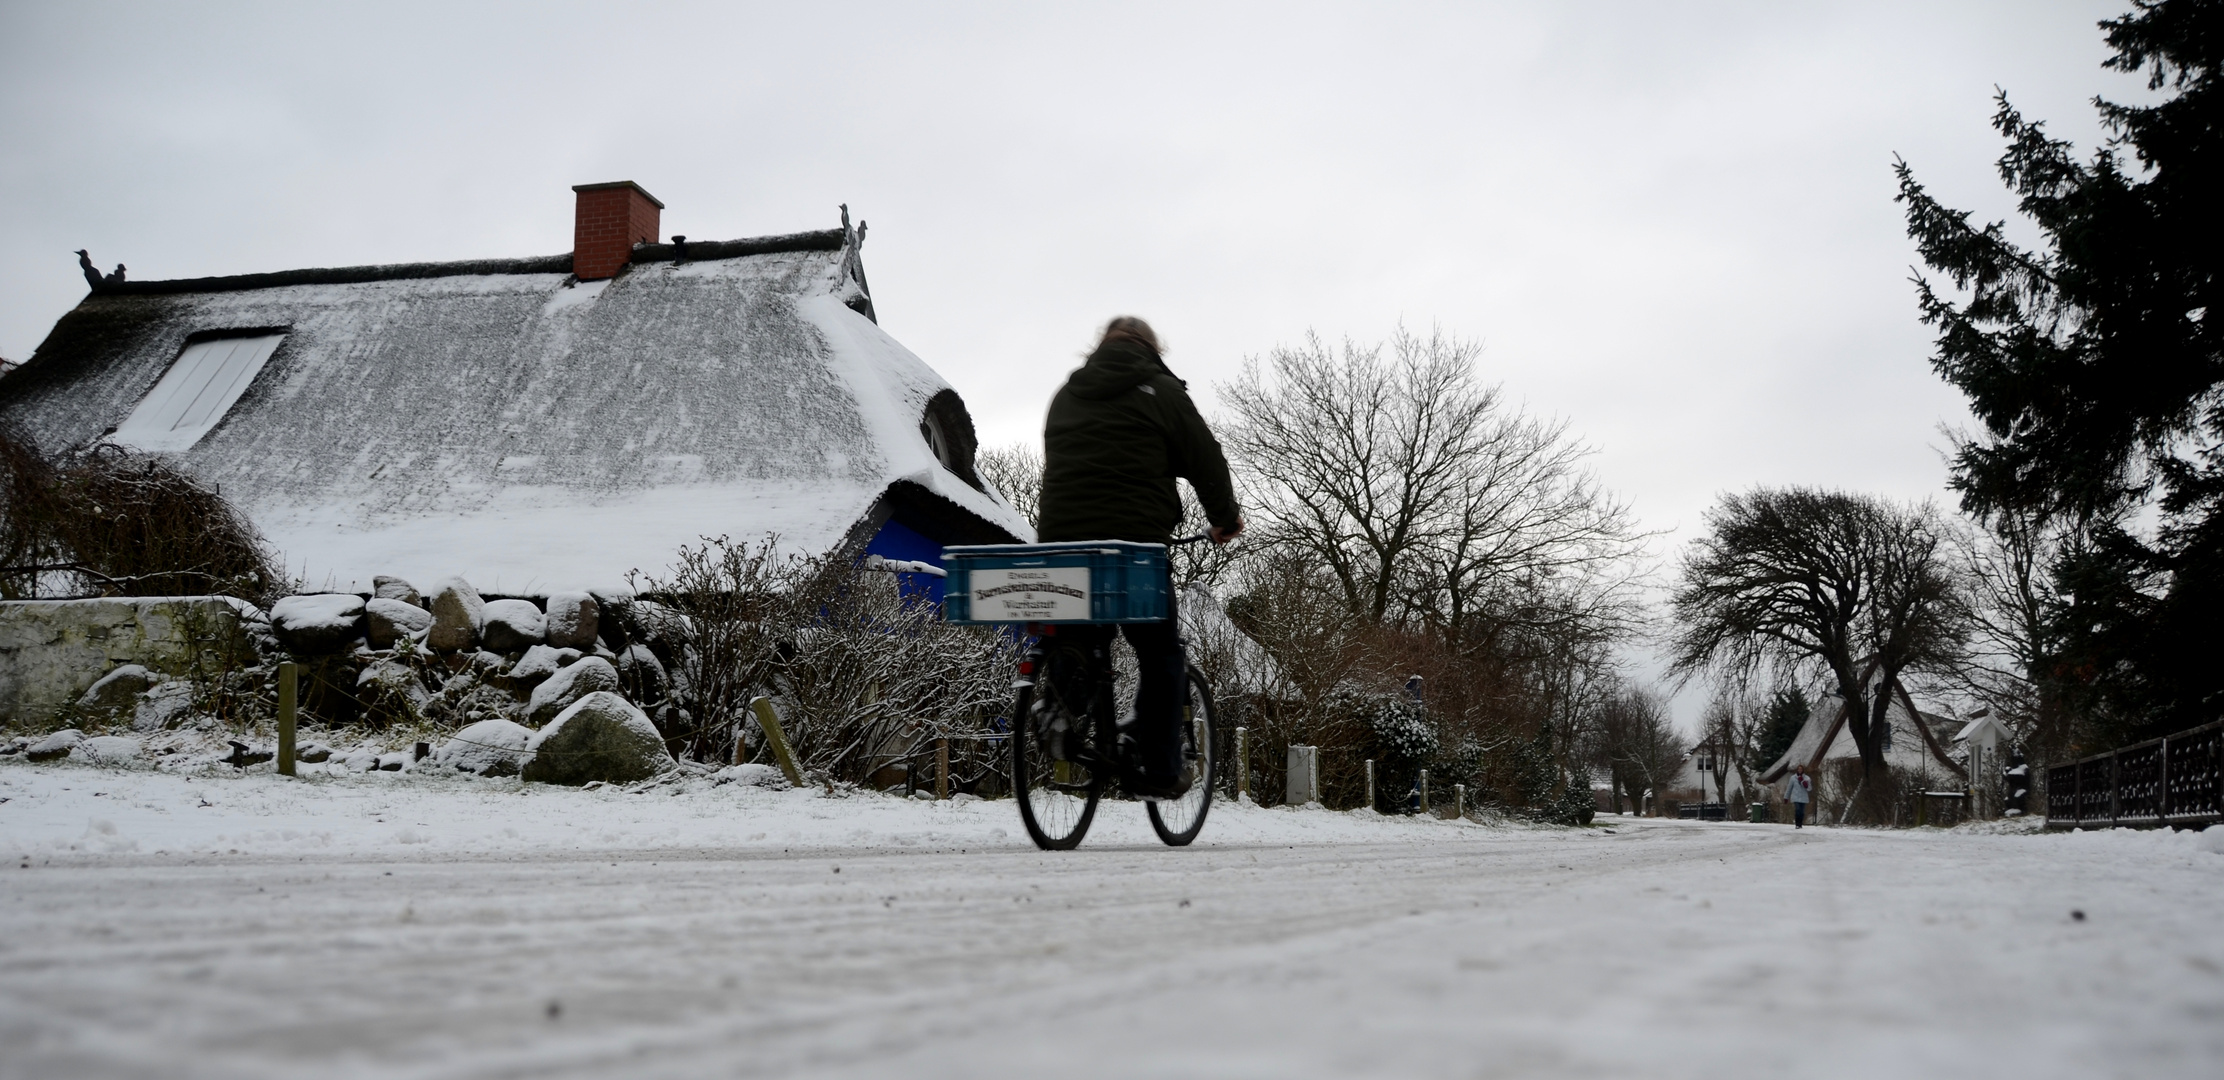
[1786,765,1813,828]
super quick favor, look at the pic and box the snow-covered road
[2,765,2220,1079]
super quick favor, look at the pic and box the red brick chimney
[571,181,664,281]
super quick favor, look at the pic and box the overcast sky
[0,1,2142,717]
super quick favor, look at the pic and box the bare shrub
[634,536,1019,781]
[776,564,1017,783]
[0,428,279,603]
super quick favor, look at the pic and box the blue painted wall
[864,517,946,608]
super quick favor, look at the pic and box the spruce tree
[1756,686,1810,772]
[1895,0,2222,743]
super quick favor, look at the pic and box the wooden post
[936,737,950,800]
[1455,783,1466,820]
[1235,726,1248,801]
[1364,759,1376,812]
[1419,768,1431,815]
[749,696,805,787]
[276,661,297,777]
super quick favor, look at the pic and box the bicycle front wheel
[1011,681,1102,850]
[1146,665,1217,846]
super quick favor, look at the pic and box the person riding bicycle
[1036,316,1243,800]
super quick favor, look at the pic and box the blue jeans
[1793,801,1807,827]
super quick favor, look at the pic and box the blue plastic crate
[941,541,1170,624]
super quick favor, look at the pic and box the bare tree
[974,443,1042,532]
[1669,488,1965,820]
[1590,684,1682,815]
[1220,327,1502,624]
[1700,690,1763,807]
[1217,325,1649,810]
[1218,325,1647,638]
[1950,507,2079,761]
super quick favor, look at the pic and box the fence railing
[2046,720,2222,829]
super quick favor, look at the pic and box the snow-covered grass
[0,757,1500,859]
[2,758,2221,1080]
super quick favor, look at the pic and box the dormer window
[920,412,955,472]
[112,331,286,452]
[918,389,984,491]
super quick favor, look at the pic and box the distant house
[1666,737,1740,813]
[1756,665,1966,799]
[0,182,1029,599]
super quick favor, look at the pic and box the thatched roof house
[1757,665,1965,786]
[0,182,1029,596]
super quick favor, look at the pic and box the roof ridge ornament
[837,204,876,323]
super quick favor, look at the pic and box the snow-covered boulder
[270,594,366,655]
[25,728,84,762]
[132,680,195,732]
[357,660,430,722]
[716,762,787,788]
[629,600,688,650]
[507,644,581,684]
[427,577,485,651]
[521,691,673,786]
[372,575,423,607]
[482,599,546,653]
[78,664,158,711]
[589,590,632,647]
[365,597,432,648]
[525,655,621,726]
[78,735,143,767]
[545,592,599,650]
[617,643,668,702]
[433,717,534,777]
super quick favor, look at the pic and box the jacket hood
[1065,339,1177,400]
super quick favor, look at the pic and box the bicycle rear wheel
[1146,665,1217,846]
[1011,678,1102,850]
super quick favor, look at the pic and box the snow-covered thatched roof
[0,222,1030,594]
[1758,668,1964,784]
[1178,582,1290,697]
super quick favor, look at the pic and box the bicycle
[944,535,1218,851]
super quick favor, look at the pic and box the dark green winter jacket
[1036,339,1241,544]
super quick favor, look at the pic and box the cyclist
[1036,316,1243,799]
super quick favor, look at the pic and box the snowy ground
[2,761,2220,1080]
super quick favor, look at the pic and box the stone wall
[0,597,263,726]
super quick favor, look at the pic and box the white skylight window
[112,333,286,453]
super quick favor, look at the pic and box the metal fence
[2046,720,2222,829]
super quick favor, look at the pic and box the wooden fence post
[1419,768,1431,815]
[936,737,950,800]
[276,661,297,777]
[1454,783,1466,821]
[1235,726,1249,801]
[749,696,805,787]
[1364,759,1376,813]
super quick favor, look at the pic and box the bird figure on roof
[74,250,126,289]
